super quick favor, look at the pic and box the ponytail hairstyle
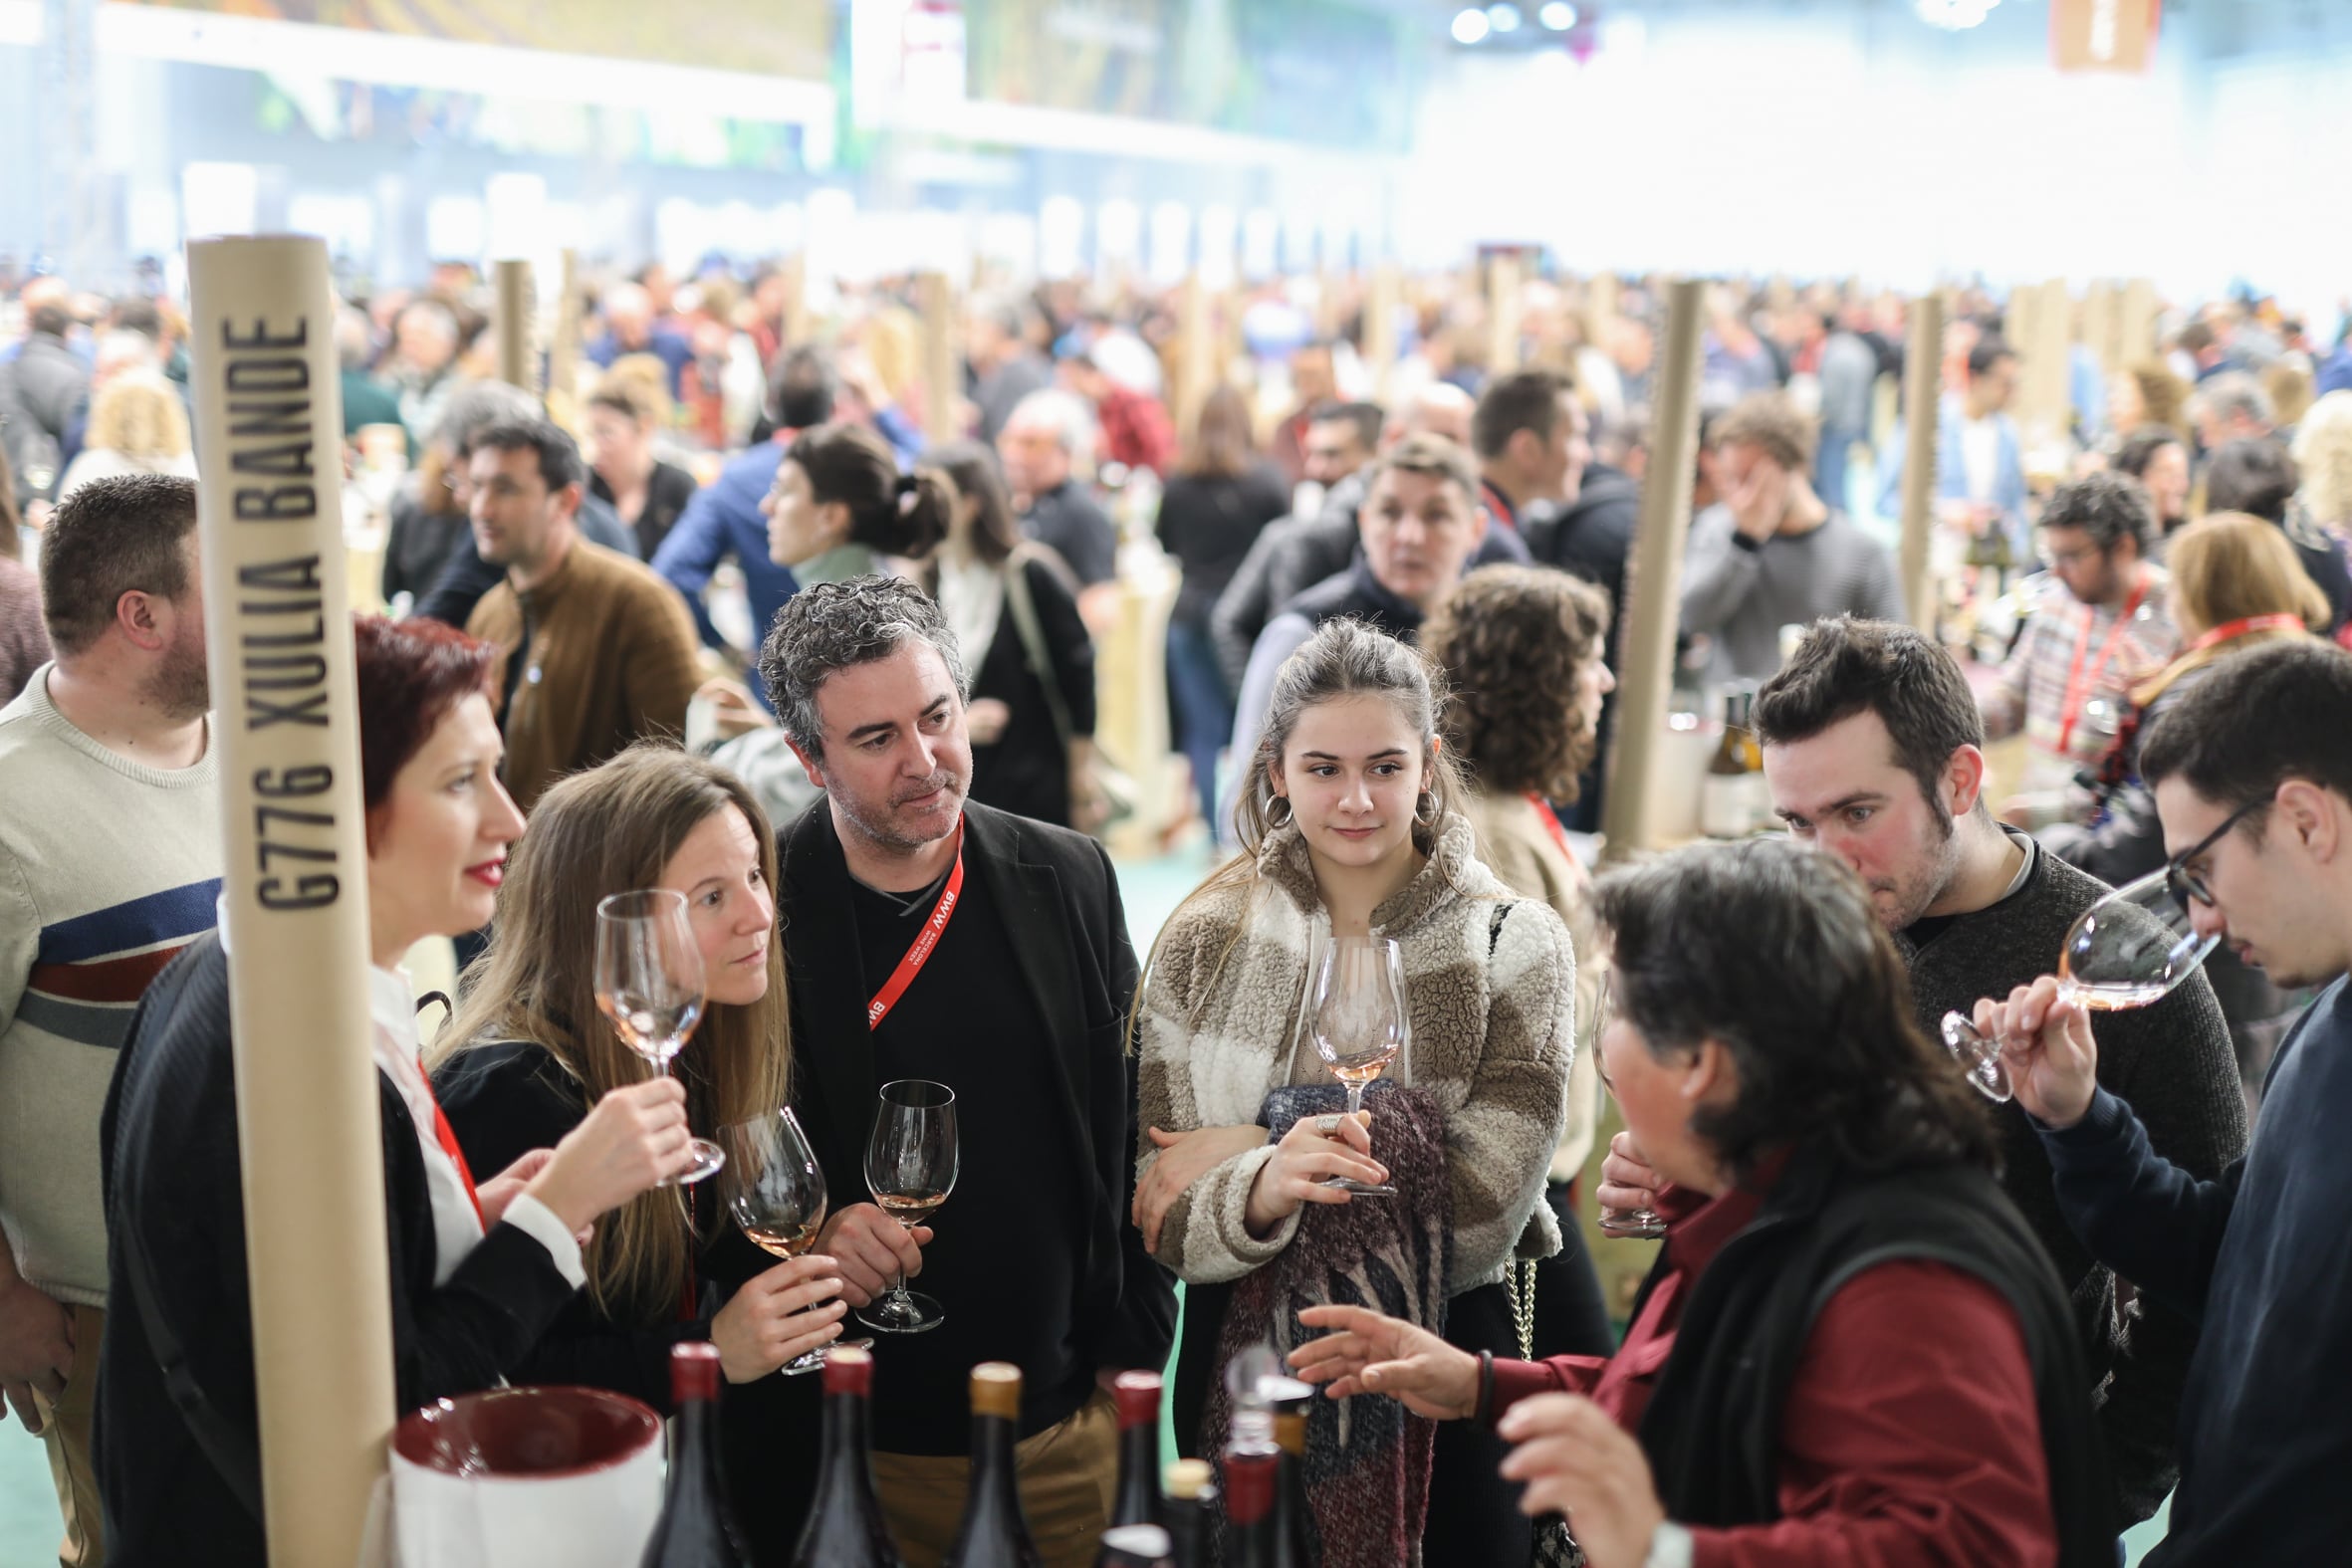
[786,421,952,560]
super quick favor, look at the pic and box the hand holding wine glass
[717,1106,856,1378]
[1307,936,1407,1198]
[595,890,726,1185]
[1942,868,2216,1105]
[1970,977,2102,1131]
[860,1079,958,1335]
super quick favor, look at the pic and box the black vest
[1633,1143,2118,1564]
[1279,556,1425,643]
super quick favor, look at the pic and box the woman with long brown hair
[431,744,841,1405]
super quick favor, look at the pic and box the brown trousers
[31,1302,104,1568]
[870,1388,1117,1568]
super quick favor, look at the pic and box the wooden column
[493,258,532,390]
[1584,271,1619,357]
[2081,279,2118,376]
[1599,279,1704,863]
[185,234,395,1568]
[1487,253,1524,376]
[2119,277,2159,368]
[916,271,957,444]
[782,252,811,350]
[1364,265,1400,403]
[546,247,581,427]
[2030,278,2073,443]
[1174,273,1214,446]
[1898,292,1947,634]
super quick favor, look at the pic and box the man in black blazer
[757,575,1175,1568]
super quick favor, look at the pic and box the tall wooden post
[2119,277,2159,368]
[1898,293,1948,634]
[1599,279,1704,862]
[2081,280,2118,376]
[783,251,812,349]
[1584,271,1619,357]
[2031,278,2073,442]
[546,247,581,425]
[185,234,395,1568]
[1364,265,1400,404]
[1174,273,1214,446]
[1487,253,1524,376]
[916,271,957,444]
[493,258,532,390]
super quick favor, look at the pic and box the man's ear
[1946,744,1990,818]
[115,588,168,654]
[1686,1037,1738,1105]
[2277,779,2340,865]
[786,735,826,790]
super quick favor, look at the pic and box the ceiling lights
[1452,7,1491,44]
[1916,0,1999,29]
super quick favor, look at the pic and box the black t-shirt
[848,859,1091,1454]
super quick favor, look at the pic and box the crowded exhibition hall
[6,0,2352,1564]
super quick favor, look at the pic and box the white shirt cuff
[500,1194,588,1289]
[1643,1521,1695,1568]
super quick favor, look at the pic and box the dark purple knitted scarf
[1199,1080,1453,1568]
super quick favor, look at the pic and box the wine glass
[1942,867,2220,1103]
[720,1107,869,1376]
[595,889,725,1185]
[1307,936,1406,1198]
[860,1079,958,1335]
[1589,970,1669,1239]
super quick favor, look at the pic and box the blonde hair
[2290,390,2352,527]
[601,353,676,431]
[2136,512,2325,705]
[86,373,191,463]
[2264,358,2316,434]
[433,746,793,1322]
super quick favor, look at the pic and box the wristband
[1473,1349,1495,1424]
[1730,531,1764,554]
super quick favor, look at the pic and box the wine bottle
[792,1347,905,1568]
[639,1341,753,1568]
[1093,1523,1174,1568]
[942,1363,1044,1568]
[1218,1440,1281,1568]
[1263,1378,1321,1568]
[1700,684,1767,838]
[1110,1371,1164,1529]
[1161,1459,1214,1568]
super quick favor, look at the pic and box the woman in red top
[1292,837,2115,1568]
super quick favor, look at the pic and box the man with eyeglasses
[1981,472,2179,815]
[1983,638,2352,1564]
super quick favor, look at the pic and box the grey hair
[435,379,543,457]
[2191,370,2274,433]
[1227,617,1467,855]
[758,575,971,759]
[1007,387,1097,473]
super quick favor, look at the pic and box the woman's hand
[479,1150,595,1244]
[965,698,1013,746]
[709,1255,848,1382]
[813,1204,930,1308]
[1497,1394,1668,1568]
[1134,1124,1268,1254]
[1290,1303,1479,1421]
[1595,1131,1663,1222]
[522,1078,695,1234]
[1242,1111,1388,1236]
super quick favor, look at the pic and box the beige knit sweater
[1136,812,1574,1295]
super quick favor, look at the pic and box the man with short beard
[1749,616,2243,1530]
[753,576,1173,1568]
[0,474,219,1567]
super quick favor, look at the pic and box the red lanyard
[418,1079,486,1229]
[2057,578,2148,755]
[866,821,966,1030]
[1527,792,1577,863]
[2190,612,2303,652]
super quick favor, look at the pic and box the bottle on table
[1263,1377,1322,1568]
[1700,683,1768,839]
[1110,1370,1165,1530]
[1093,1523,1175,1568]
[1162,1459,1215,1568]
[792,1346,905,1568]
[640,1341,754,1568]
[942,1362,1045,1568]
[1217,1431,1282,1568]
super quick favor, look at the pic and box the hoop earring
[1266,794,1294,828]
[1415,789,1438,825]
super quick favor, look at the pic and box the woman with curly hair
[1421,563,1617,1365]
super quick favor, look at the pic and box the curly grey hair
[757,575,970,758]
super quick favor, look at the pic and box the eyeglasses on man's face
[2165,794,2270,913]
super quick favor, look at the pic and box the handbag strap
[1001,549,1077,753]
[119,1205,266,1520]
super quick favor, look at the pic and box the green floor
[0,845,2176,1562]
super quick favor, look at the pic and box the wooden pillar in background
[1898,292,1948,634]
[546,248,581,428]
[783,252,812,349]
[2081,280,2118,376]
[1174,273,1214,446]
[493,258,532,390]
[2119,278,2159,368]
[185,234,395,1568]
[1584,271,1620,357]
[1364,265,1400,403]
[1487,253,1524,376]
[916,271,957,445]
[1599,278,1704,863]
[2031,278,2073,441]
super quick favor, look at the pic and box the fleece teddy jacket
[1136,811,1575,1294]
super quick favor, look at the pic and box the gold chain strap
[1505,1257,1538,1361]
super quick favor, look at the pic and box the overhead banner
[2052,0,2159,73]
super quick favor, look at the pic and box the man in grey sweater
[1753,617,2246,1528]
[1680,391,1906,684]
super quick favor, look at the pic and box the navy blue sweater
[2040,976,2352,1565]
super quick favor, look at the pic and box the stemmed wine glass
[595,889,726,1185]
[860,1079,958,1335]
[1589,970,1669,1239]
[1307,936,1406,1198]
[1942,867,2220,1103]
[720,1107,869,1375]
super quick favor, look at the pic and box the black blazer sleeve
[1026,555,1098,740]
